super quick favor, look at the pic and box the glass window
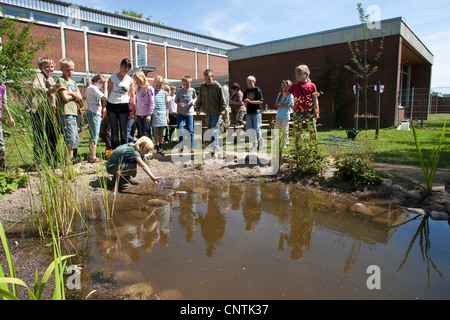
[150,35,164,44]
[2,6,30,18]
[88,23,108,33]
[33,12,59,24]
[110,28,128,37]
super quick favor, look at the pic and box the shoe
[123,176,139,185]
[210,151,216,158]
[71,157,82,164]
[88,157,101,163]
[158,150,166,156]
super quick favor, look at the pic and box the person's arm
[2,95,15,127]
[136,157,162,184]
[129,80,136,109]
[313,93,320,118]
[165,94,170,123]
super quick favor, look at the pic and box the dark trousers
[107,102,129,149]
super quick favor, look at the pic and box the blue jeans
[206,114,221,152]
[177,114,194,149]
[126,118,137,142]
[245,113,262,147]
[60,114,79,149]
[86,110,101,143]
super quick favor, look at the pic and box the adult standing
[104,59,135,149]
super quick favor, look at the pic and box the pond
[66,178,449,300]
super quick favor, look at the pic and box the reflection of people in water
[229,183,245,211]
[178,180,199,242]
[198,186,226,257]
[241,184,262,231]
[278,193,316,261]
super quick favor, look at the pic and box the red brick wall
[167,47,196,80]
[209,55,228,77]
[64,29,85,72]
[20,21,62,68]
[229,35,414,128]
[88,33,130,74]
[146,43,165,78]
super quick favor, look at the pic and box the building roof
[228,17,433,65]
[0,0,244,50]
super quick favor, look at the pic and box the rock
[119,282,153,299]
[391,184,405,192]
[403,207,427,216]
[381,178,392,186]
[153,289,184,300]
[429,211,449,221]
[348,203,375,216]
[147,199,168,206]
[113,270,144,285]
[431,184,446,193]
[407,190,422,200]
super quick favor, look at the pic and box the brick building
[228,18,434,128]
[0,0,243,84]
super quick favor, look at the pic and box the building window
[135,42,148,67]
[33,12,59,25]
[2,6,30,18]
[399,63,411,108]
[110,28,128,37]
[88,23,108,34]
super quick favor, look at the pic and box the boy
[31,57,59,164]
[195,69,227,157]
[243,75,264,151]
[175,75,197,151]
[56,58,83,163]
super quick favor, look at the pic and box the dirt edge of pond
[1,156,449,299]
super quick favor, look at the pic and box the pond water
[68,178,449,300]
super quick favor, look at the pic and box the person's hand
[153,177,164,185]
[145,115,151,122]
[9,116,15,127]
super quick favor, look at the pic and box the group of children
[1,56,319,188]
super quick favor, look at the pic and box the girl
[275,80,294,148]
[285,64,319,141]
[133,71,154,139]
[85,74,107,162]
[106,136,163,189]
[151,75,169,156]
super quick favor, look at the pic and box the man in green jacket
[195,69,227,157]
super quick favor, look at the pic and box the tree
[114,9,162,25]
[0,9,52,90]
[345,3,384,131]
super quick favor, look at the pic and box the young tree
[345,3,384,131]
[0,9,52,90]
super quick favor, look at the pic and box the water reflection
[68,179,449,299]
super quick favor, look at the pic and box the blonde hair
[131,136,154,156]
[182,75,192,83]
[133,71,149,90]
[59,58,75,69]
[247,75,256,82]
[295,65,311,81]
[92,73,106,84]
[154,75,165,84]
[38,56,55,69]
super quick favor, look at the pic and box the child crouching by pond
[106,136,163,189]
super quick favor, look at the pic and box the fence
[400,87,450,121]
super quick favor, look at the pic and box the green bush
[335,156,381,185]
[0,170,28,199]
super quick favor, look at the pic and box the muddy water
[69,179,449,300]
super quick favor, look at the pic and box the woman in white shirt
[104,59,135,149]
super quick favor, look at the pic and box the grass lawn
[2,114,449,171]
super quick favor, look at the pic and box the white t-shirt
[85,84,105,116]
[108,73,133,104]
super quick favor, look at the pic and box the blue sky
[73,0,450,87]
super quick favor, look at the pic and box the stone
[407,190,422,200]
[429,211,449,221]
[153,289,184,300]
[119,282,153,299]
[391,184,405,192]
[348,202,375,216]
[431,184,446,193]
[381,178,392,186]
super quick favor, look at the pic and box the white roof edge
[228,17,433,64]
